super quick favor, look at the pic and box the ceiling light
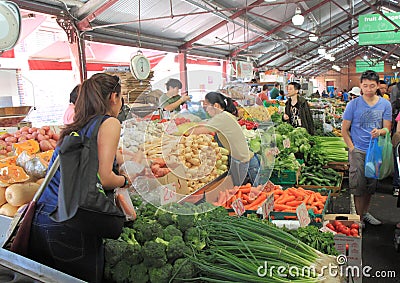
[292,7,304,26]
[363,55,368,60]
[264,0,277,2]
[324,53,331,60]
[318,47,326,55]
[392,65,397,70]
[329,56,335,62]
[397,61,400,67]
[309,30,318,42]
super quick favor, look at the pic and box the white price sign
[232,198,245,216]
[262,193,274,219]
[283,138,291,149]
[160,183,177,205]
[165,120,178,134]
[296,203,311,227]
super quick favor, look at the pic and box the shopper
[63,84,79,125]
[28,73,129,282]
[342,89,349,102]
[348,86,361,100]
[277,90,286,101]
[159,78,190,112]
[392,113,400,197]
[341,70,392,226]
[270,82,280,99]
[192,92,259,186]
[378,80,390,100]
[257,84,269,103]
[283,82,314,135]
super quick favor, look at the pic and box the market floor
[331,176,400,282]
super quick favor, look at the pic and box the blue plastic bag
[364,137,383,179]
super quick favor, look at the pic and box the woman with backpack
[28,73,130,282]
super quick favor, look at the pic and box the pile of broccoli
[104,201,225,283]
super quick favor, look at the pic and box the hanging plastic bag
[378,128,393,180]
[364,137,383,179]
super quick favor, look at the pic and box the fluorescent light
[329,55,335,62]
[397,61,400,67]
[292,7,304,26]
[392,65,397,69]
[309,33,318,42]
[363,55,368,60]
[318,48,326,55]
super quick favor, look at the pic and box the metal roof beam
[259,5,370,67]
[76,0,121,31]
[230,0,331,58]
[381,44,400,61]
[180,0,265,50]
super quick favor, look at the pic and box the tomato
[343,227,351,236]
[326,223,335,231]
[350,223,359,230]
[350,228,359,236]
[333,220,343,228]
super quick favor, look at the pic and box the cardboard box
[157,165,189,196]
[324,214,362,283]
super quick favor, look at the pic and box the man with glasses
[342,70,392,227]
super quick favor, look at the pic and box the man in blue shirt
[342,89,349,102]
[342,70,392,227]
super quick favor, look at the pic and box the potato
[0,203,19,217]
[6,182,40,206]
[52,133,60,141]
[5,136,17,143]
[49,139,57,148]
[39,140,52,151]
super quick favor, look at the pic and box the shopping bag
[378,128,393,180]
[2,156,59,256]
[365,137,383,179]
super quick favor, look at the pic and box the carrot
[286,200,303,207]
[117,193,136,220]
[216,191,226,206]
[284,215,297,220]
[277,195,296,204]
[237,190,242,199]
[307,194,315,205]
[245,192,267,210]
[242,194,252,204]
[239,187,251,194]
[274,203,294,211]
[313,201,325,210]
[287,188,305,198]
[241,183,252,188]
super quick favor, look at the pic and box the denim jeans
[230,154,260,186]
[28,203,104,282]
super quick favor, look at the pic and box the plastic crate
[269,188,331,224]
[269,169,299,185]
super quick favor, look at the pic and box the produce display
[0,125,58,217]
[299,167,342,187]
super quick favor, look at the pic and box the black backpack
[51,116,125,239]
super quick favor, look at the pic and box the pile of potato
[0,126,59,156]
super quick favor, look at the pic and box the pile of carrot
[212,183,281,211]
[212,184,328,215]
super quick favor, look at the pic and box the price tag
[165,120,178,134]
[264,180,275,192]
[262,193,274,219]
[232,198,245,216]
[160,183,177,205]
[296,203,311,227]
[283,138,291,149]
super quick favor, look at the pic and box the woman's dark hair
[288,82,301,93]
[166,78,182,90]
[69,84,80,104]
[205,91,238,116]
[360,70,379,84]
[59,73,121,144]
[262,84,268,91]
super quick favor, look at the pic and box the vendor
[283,82,314,135]
[191,91,260,186]
[159,78,190,112]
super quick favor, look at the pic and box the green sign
[355,60,384,73]
[358,13,400,45]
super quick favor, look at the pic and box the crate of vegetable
[298,167,343,196]
[269,187,331,226]
[269,168,300,185]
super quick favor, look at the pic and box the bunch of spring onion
[189,216,340,283]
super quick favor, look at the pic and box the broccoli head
[111,260,131,283]
[175,214,195,232]
[184,227,207,251]
[128,262,148,283]
[142,240,168,268]
[163,224,183,241]
[148,263,173,283]
[104,239,125,267]
[166,236,187,261]
[171,258,197,282]
[157,212,174,227]
[134,221,164,244]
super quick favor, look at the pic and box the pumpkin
[0,165,30,187]
[5,182,40,206]
[13,139,40,155]
[0,203,19,217]
[36,150,54,166]
[0,155,18,167]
